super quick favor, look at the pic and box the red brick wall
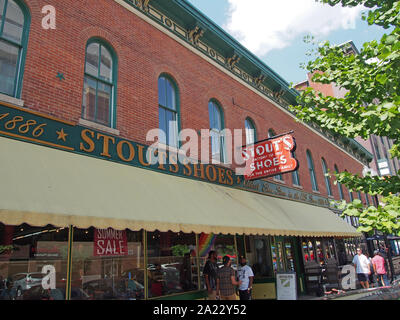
[19,0,364,202]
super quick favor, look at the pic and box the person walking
[216,256,242,300]
[372,250,390,287]
[203,250,218,300]
[237,256,254,300]
[352,247,371,289]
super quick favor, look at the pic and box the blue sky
[188,0,389,85]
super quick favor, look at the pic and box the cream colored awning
[0,136,360,237]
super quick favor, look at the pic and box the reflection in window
[158,76,179,147]
[71,227,144,300]
[245,118,256,145]
[209,100,225,163]
[147,231,197,297]
[82,40,115,127]
[0,0,28,97]
[0,223,69,300]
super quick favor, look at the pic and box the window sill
[78,118,120,136]
[0,93,24,107]
[292,184,303,189]
[273,178,286,184]
[312,190,321,195]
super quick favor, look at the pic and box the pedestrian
[372,250,390,287]
[365,252,376,286]
[216,256,242,300]
[237,255,254,300]
[352,247,371,289]
[203,250,218,300]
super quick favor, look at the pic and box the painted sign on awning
[94,228,128,256]
[242,133,298,180]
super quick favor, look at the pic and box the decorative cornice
[119,0,372,166]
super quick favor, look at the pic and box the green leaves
[290,0,400,236]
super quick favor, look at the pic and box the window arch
[245,117,256,145]
[209,99,225,163]
[268,129,283,181]
[0,0,30,97]
[158,74,180,148]
[306,150,318,191]
[82,38,117,128]
[334,165,344,200]
[321,158,332,196]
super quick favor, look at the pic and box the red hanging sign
[242,133,299,180]
[93,228,128,256]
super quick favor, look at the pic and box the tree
[290,0,400,235]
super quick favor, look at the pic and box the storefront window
[271,238,285,273]
[71,227,144,300]
[316,241,324,265]
[0,223,69,300]
[147,231,197,298]
[248,236,273,278]
[284,241,295,271]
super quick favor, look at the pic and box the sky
[188,0,389,85]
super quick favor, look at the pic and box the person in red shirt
[372,250,390,287]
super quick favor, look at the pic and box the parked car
[10,273,46,297]
[21,285,90,300]
[82,278,144,300]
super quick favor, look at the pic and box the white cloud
[224,0,364,55]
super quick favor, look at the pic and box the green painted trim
[158,73,182,148]
[65,225,74,301]
[0,0,31,98]
[150,290,208,300]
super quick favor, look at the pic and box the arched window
[82,39,117,128]
[158,75,179,147]
[344,170,354,202]
[268,129,283,181]
[365,193,370,206]
[209,99,225,163]
[306,150,318,191]
[0,0,30,97]
[321,158,332,196]
[334,165,344,200]
[245,117,256,145]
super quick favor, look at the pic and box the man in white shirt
[237,256,254,300]
[352,247,371,289]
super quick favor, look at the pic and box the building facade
[0,0,375,300]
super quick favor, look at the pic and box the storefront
[0,102,360,300]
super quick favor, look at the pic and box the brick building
[0,0,375,299]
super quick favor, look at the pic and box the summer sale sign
[93,228,128,256]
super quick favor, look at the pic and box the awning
[0,136,360,237]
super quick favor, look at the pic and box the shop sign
[94,228,128,257]
[276,272,297,300]
[242,133,298,180]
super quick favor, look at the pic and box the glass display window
[147,231,197,298]
[72,227,145,300]
[0,223,69,300]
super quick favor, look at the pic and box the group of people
[352,247,390,289]
[203,251,254,300]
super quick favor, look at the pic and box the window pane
[245,119,255,145]
[158,107,167,145]
[2,0,24,44]
[99,46,112,82]
[158,77,166,107]
[85,43,99,77]
[165,79,176,110]
[72,227,145,300]
[82,76,97,122]
[210,130,220,161]
[0,223,69,300]
[0,0,6,27]
[96,82,111,126]
[147,231,197,297]
[0,39,19,96]
[166,109,177,147]
[285,242,295,271]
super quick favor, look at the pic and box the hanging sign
[93,228,128,256]
[242,132,298,180]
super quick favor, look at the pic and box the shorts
[357,273,369,282]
